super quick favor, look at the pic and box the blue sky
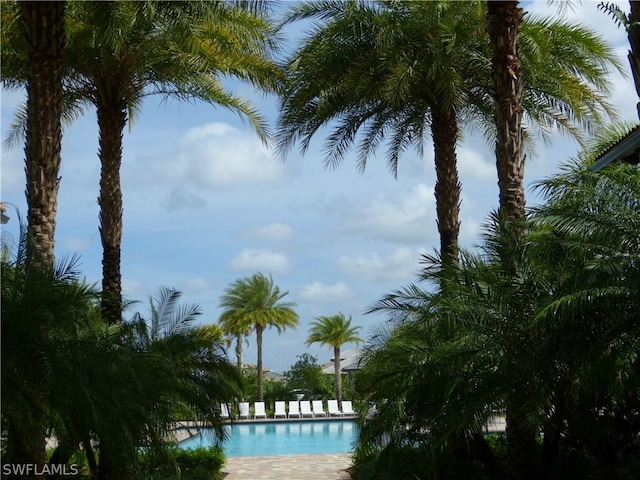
[1,1,637,373]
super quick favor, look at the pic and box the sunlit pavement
[223,453,352,480]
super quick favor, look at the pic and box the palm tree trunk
[235,334,243,370]
[334,346,342,404]
[487,4,536,479]
[505,398,539,480]
[256,324,264,401]
[18,3,65,477]
[22,0,66,269]
[430,106,461,265]
[97,96,126,325]
[486,0,526,226]
[628,0,640,119]
[7,419,47,480]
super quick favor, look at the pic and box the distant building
[264,369,286,382]
[322,349,364,389]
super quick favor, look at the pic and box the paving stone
[223,453,352,480]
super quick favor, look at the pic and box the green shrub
[352,443,433,480]
[136,445,225,480]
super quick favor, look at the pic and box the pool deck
[223,453,352,480]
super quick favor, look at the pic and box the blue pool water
[180,420,357,457]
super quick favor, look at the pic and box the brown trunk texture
[430,107,461,264]
[97,98,126,324]
[16,3,66,478]
[629,1,640,119]
[257,325,264,402]
[487,1,526,226]
[22,1,65,269]
[236,334,243,370]
[334,346,342,404]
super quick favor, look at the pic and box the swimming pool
[180,420,357,457]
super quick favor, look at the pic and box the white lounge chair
[327,399,344,417]
[312,400,327,417]
[274,401,287,418]
[254,401,267,419]
[239,402,250,420]
[220,403,231,419]
[300,400,314,418]
[341,400,356,416]
[288,400,301,418]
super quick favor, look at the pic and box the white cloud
[172,122,286,187]
[250,222,296,241]
[297,281,354,302]
[228,248,292,274]
[182,276,211,292]
[165,186,207,211]
[338,183,438,244]
[458,146,495,182]
[337,247,424,282]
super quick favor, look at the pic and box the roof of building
[590,124,640,172]
[321,349,364,375]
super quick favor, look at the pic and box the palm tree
[360,213,550,479]
[306,312,363,404]
[598,0,640,116]
[67,1,282,325]
[0,5,66,474]
[530,128,640,478]
[126,286,242,430]
[220,322,253,370]
[218,273,299,401]
[1,1,65,270]
[2,1,283,325]
[1,219,99,475]
[56,286,241,479]
[483,3,618,477]
[277,0,618,264]
[486,1,527,230]
[358,132,640,479]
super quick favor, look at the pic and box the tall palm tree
[486,1,527,229]
[1,1,65,270]
[306,312,363,404]
[277,0,618,264]
[218,273,299,401]
[65,1,282,325]
[2,1,283,325]
[0,5,66,475]
[483,3,614,477]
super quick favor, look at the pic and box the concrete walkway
[223,453,352,480]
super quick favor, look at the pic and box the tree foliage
[307,312,363,403]
[218,272,299,401]
[278,0,620,262]
[354,132,640,479]
[1,222,242,478]
[285,353,334,400]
